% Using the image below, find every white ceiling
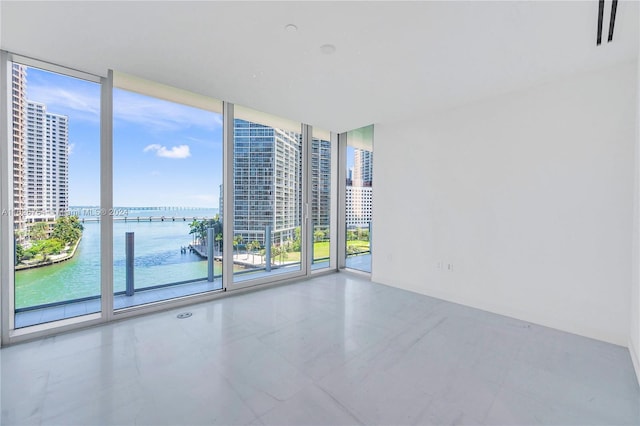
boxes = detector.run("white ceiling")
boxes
[1,1,638,133]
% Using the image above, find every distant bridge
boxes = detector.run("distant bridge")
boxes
[79,216,216,223]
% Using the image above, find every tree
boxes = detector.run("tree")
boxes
[292,227,301,251]
[280,243,290,264]
[273,242,289,264]
[51,216,83,245]
[271,244,281,265]
[188,216,222,248]
[357,228,369,242]
[314,230,325,242]
[215,233,223,253]
[15,243,24,265]
[233,235,244,257]
[204,215,222,247]
[27,238,64,261]
[248,240,260,260]
[29,222,49,241]
[188,219,200,244]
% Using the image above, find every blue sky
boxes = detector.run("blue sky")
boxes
[25,67,223,207]
[25,66,356,208]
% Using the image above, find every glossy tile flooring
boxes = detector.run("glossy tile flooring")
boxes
[1,272,639,425]
[15,280,223,329]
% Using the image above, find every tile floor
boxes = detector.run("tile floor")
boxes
[1,272,638,425]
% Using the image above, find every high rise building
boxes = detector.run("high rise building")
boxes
[311,138,331,233]
[346,185,373,229]
[346,148,373,228]
[24,100,69,220]
[353,148,373,187]
[229,120,332,247]
[232,119,302,246]
[11,64,26,240]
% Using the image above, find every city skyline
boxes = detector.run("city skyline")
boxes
[16,65,362,213]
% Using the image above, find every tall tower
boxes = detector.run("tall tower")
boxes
[25,101,69,220]
[233,119,302,246]
[347,148,373,228]
[11,64,27,240]
[46,112,69,216]
[311,138,331,231]
[353,148,373,187]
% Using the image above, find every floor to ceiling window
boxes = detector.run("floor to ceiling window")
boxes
[345,125,374,273]
[1,51,346,344]
[112,81,224,310]
[230,106,306,287]
[8,59,102,328]
[310,128,335,271]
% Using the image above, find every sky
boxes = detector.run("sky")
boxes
[24,66,358,208]
[25,67,223,207]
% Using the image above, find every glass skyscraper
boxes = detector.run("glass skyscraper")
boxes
[229,119,331,247]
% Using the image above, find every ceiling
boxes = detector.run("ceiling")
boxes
[1,1,638,133]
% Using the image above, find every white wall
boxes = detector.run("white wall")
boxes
[373,62,637,346]
[631,4,640,385]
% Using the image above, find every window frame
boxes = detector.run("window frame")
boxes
[0,51,344,346]
[0,52,106,344]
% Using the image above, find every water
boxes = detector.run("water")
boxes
[15,208,222,309]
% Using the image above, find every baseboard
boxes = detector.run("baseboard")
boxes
[630,338,640,389]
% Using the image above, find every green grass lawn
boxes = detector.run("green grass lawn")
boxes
[277,239,369,263]
[312,241,331,260]
[347,240,370,249]
[282,241,330,263]
[347,239,370,255]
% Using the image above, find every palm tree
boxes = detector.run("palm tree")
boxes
[188,219,200,244]
[271,244,280,265]
[281,243,290,264]
[215,233,223,254]
[233,235,243,258]
[29,222,49,241]
[249,240,261,263]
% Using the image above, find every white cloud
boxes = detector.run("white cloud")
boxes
[25,79,222,132]
[68,143,75,155]
[26,84,101,124]
[113,90,222,132]
[144,144,191,159]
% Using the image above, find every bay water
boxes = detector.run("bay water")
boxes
[15,208,221,309]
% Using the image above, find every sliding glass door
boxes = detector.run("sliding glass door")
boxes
[345,125,373,273]
[310,128,335,271]
[8,58,102,328]
[112,84,223,310]
[230,106,306,288]
[1,52,342,344]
